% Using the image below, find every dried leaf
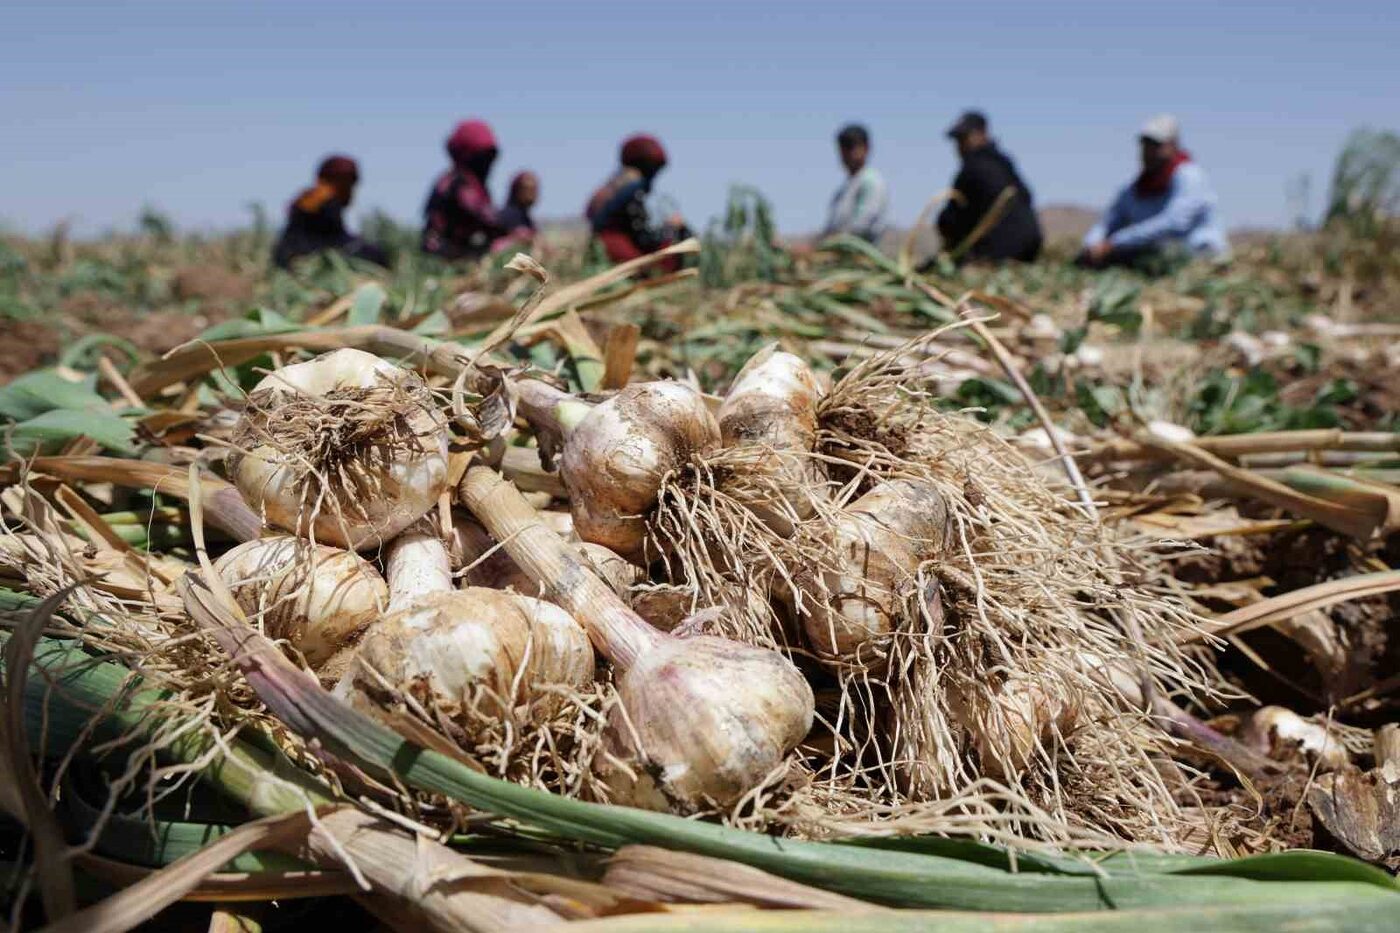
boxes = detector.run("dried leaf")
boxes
[1309,764,1400,869]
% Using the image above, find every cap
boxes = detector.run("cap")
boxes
[1139,114,1180,144]
[946,110,988,139]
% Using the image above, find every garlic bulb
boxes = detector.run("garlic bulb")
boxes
[952,674,1083,779]
[214,534,387,669]
[798,478,947,666]
[346,530,594,728]
[228,348,450,550]
[1240,706,1349,771]
[559,382,721,557]
[716,345,828,532]
[462,465,814,812]
[598,634,813,810]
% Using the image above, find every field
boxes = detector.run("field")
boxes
[2,173,1400,931]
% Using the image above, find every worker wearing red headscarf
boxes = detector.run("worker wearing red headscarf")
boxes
[585,134,691,266]
[422,120,509,261]
[273,155,387,269]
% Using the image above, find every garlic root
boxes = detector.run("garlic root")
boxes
[229,348,450,550]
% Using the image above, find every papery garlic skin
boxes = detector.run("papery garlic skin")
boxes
[347,530,593,729]
[1240,705,1350,771]
[598,634,814,810]
[952,675,1083,779]
[717,345,828,530]
[229,348,450,550]
[560,382,720,557]
[798,479,947,666]
[355,588,594,724]
[214,534,386,668]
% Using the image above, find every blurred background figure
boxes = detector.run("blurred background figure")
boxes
[272,155,386,269]
[586,134,691,268]
[1079,114,1229,268]
[936,111,1042,263]
[422,119,507,261]
[819,124,888,243]
[496,170,539,243]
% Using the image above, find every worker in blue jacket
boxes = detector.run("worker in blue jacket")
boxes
[1080,114,1228,268]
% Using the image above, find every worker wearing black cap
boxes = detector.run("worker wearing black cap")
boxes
[935,111,1042,263]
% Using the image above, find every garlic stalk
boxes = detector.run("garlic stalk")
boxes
[461,465,813,812]
[516,379,720,557]
[345,528,594,729]
[448,514,640,597]
[228,348,450,550]
[214,535,387,674]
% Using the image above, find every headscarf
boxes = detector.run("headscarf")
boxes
[1135,149,1192,197]
[446,120,499,179]
[317,155,359,186]
[620,134,667,176]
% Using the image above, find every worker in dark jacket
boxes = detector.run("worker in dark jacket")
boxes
[272,155,386,269]
[936,112,1042,262]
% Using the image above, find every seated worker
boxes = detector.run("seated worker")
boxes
[936,111,1042,262]
[586,134,691,266]
[1080,114,1228,268]
[497,171,539,239]
[272,155,386,269]
[819,124,889,243]
[422,120,508,261]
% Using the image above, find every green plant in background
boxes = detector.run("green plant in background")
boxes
[701,184,789,287]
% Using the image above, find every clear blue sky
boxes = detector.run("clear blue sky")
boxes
[3,1,1396,237]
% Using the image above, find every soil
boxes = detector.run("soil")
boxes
[0,287,242,384]
[0,319,64,382]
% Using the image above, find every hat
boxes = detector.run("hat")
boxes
[1139,114,1180,144]
[946,110,988,139]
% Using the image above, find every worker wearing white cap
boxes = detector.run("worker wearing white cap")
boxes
[1080,114,1228,267]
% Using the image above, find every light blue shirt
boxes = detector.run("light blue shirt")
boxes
[1084,162,1229,257]
[822,166,889,242]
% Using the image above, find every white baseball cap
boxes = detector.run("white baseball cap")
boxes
[1139,114,1180,144]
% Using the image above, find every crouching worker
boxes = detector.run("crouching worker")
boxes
[586,134,691,270]
[273,155,387,269]
[492,170,539,255]
[422,120,508,261]
[1079,115,1228,270]
[937,111,1042,263]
